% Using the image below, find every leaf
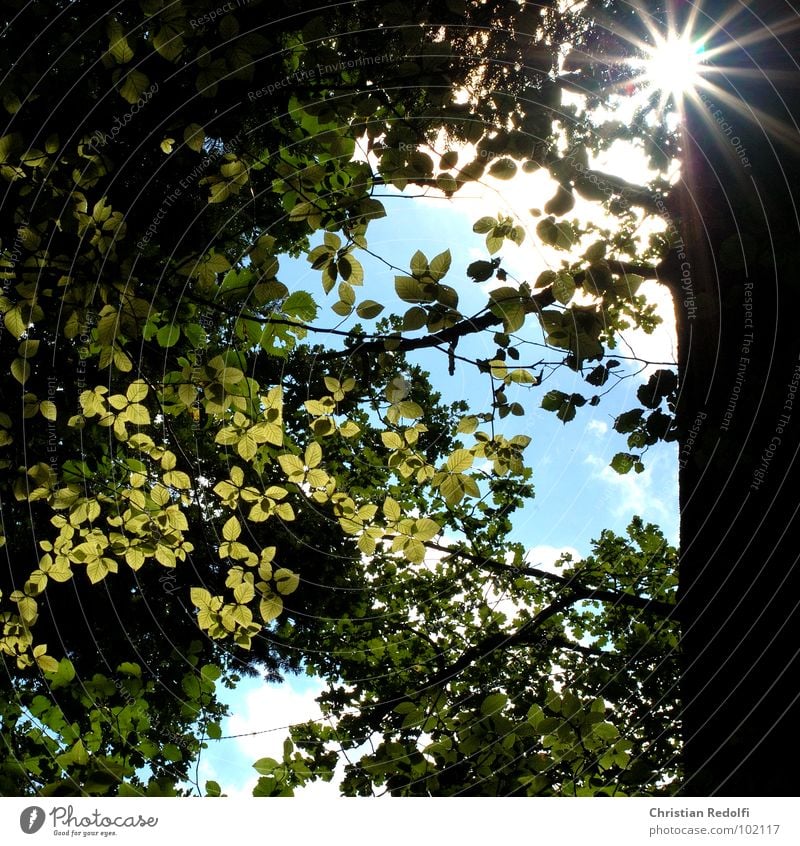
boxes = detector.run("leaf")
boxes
[412,518,439,542]
[446,449,473,473]
[222,516,241,541]
[184,123,205,152]
[331,300,352,317]
[156,324,181,348]
[395,275,431,304]
[439,474,465,507]
[163,470,191,488]
[87,558,112,584]
[472,216,497,234]
[259,592,283,622]
[488,158,518,180]
[274,568,300,595]
[119,69,150,104]
[107,18,134,64]
[456,415,479,435]
[253,757,280,775]
[48,658,76,689]
[35,653,59,674]
[356,300,384,319]
[552,271,576,305]
[18,339,39,358]
[126,380,148,402]
[466,260,495,283]
[163,744,183,762]
[610,452,636,474]
[381,431,404,450]
[441,150,459,169]
[39,400,58,422]
[481,693,508,715]
[541,389,567,412]
[10,357,30,384]
[3,307,27,338]
[383,497,401,522]
[535,270,557,288]
[402,307,427,331]
[491,299,525,334]
[117,661,141,677]
[233,581,255,604]
[429,249,451,281]
[278,453,305,480]
[396,401,423,419]
[283,291,318,321]
[305,442,322,468]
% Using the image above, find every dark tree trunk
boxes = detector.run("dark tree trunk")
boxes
[672,0,800,794]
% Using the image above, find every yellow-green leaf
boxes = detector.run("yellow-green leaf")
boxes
[11,357,30,384]
[446,449,473,473]
[119,69,150,104]
[259,592,283,622]
[222,516,241,542]
[273,568,300,596]
[39,400,57,421]
[184,123,205,153]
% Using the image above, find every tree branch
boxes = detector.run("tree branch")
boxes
[365,596,574,727]
[426,541,675,618]
[318,260,662,361]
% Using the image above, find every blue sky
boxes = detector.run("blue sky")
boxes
[194,154,679,796]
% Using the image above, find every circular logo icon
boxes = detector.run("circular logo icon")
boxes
[20,807,46,834]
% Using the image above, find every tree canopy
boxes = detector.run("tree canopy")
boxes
[1,0,797,798]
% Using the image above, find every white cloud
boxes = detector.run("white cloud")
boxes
[524,544,583,574]
[587,419,609,437]
[203,677,345,798]
[614,280,677,380]
[585,449,678,541]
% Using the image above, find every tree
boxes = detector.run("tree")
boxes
[0,0,791,797]
[656,0,800,795]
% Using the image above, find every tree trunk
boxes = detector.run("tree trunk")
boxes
[673,0,800,794]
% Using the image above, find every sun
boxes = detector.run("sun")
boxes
[633,28,708,106]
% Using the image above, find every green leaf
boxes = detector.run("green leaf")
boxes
[429,249,452,281]
[466,260,495,283]
[163,743,183,762]
[481,692,508,715]
[117,662,141,677]
[48,658,76,690]
[441,150,459,169]
[402,306,427,331]
[552,271,576,305]
[253,757,280,775]
[156,324,181,348]
[395,275,432,304]
[410,251,428,277]
[610,452,636,474]
[356,300,384,319]
[541,390,566,412]
[283,291,318,321]
[488,158,517,180]
[472,216,497,234]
